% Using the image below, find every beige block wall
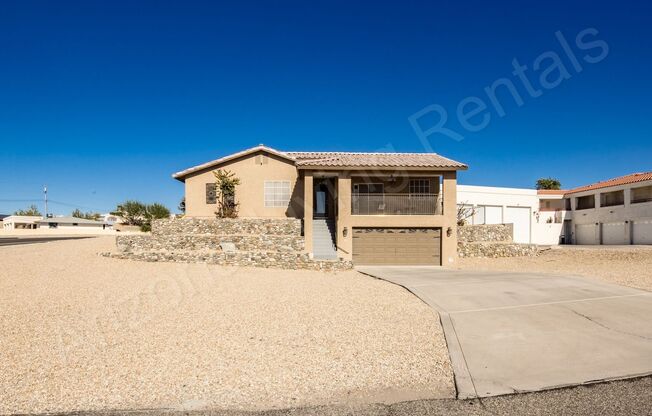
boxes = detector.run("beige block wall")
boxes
[184,151,303,218]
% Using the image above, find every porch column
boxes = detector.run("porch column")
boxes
[337,173,352,259]
[304,171,313,255]
[442,171,458,264]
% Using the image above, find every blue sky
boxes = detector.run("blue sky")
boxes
[1,1,650,214]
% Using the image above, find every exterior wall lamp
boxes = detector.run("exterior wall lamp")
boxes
[446,227,453,237]
[343,227,348,237]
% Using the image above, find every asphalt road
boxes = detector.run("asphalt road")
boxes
[0,236,93,246]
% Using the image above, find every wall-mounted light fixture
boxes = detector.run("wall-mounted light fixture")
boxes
[446,227,452,237]
[343,227,348,237]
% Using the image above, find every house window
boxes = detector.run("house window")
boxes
[600,190,624,207]
[264,181,291,208]
[576,195,595,210]
[206,183,217,204]
[354,183,384,194]
[409,179,430,194]
[631,185,652,204]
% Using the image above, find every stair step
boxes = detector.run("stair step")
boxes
[312,219,337,261]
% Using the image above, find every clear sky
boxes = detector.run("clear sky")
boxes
[1,1,650,215]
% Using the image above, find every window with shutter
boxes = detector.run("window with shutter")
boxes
[206,183,217,204]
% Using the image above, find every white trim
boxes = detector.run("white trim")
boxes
[173,145,296,180]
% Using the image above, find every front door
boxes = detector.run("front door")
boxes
[314,182,328,218]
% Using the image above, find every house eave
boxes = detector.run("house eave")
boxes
[172,145,296,181]
[295,165,468,171]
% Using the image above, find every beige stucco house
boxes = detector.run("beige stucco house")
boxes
[173,145,467,266]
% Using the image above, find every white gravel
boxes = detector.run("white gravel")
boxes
[0,237,453,414]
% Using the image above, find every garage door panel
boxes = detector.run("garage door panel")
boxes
[602,222,628,245]
[505,206,531,244]
[576,224,598,245]
[633,219,652,245]
[353,228,441,265]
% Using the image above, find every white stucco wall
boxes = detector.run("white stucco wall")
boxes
[568,180,652,244]
[457,185,566,245]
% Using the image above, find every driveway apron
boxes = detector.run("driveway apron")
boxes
[357,266,652,399]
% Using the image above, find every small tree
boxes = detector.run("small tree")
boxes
[111,200,147,226]
[147,203,170,220]
[536,177,562,190]
[213,169,241,218]
[71,208,101,221]
[112,200,170,232]
[457,202,476,226]
[14,205,42,216]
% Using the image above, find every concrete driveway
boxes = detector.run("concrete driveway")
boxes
[357,266,652,399]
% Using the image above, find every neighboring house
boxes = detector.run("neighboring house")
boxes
[173,145,467,265]
[457,185,568,245]
[565,172,652,245]
[2,215,43,230]
[457,172,652,246]
[100,213,123,228]
[0,214,8,228]
[38,216,107,230]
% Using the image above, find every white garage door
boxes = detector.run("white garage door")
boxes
[576,224,598,245]
[633,219,652,245]
[504,206,531,243]
[484,206,503,224]
[602,222,628,245]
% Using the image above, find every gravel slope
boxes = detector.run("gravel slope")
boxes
[456,246,652,291]
[0,237,453,414]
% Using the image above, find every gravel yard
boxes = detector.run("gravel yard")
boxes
[0,237,453,414]
[457,246,652,291]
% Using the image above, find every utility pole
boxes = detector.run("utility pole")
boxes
[44,185,48,218]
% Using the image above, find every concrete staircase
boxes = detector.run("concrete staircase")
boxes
[312,219,338,260]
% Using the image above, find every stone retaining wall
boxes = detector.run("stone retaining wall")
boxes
[458,224,513,243]
[457,224,537,258]
[111,218,352,271]
[458,241,538,258]
[103,250,352,272]
[152,218,302,236]
[117,234,304,253]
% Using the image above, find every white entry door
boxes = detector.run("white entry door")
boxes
[505,206,531,243]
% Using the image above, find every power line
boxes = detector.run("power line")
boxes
[0,198,111,212]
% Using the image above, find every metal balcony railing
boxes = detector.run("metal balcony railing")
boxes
[352,193,442,215]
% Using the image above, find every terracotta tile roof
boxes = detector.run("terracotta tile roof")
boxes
[537,189,568,195]
[565,172,652,195]
[287,151,467,169]
[173,146,467,180]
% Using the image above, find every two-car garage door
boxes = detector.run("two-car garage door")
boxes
[352,228,441,265]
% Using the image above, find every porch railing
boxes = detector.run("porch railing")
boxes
[352,193,442,215]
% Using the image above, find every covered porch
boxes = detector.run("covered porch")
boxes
[302,170,458,263]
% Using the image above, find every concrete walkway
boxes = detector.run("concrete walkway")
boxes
[357,266,652,399]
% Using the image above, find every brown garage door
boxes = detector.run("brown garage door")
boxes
[352,228,441,265]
